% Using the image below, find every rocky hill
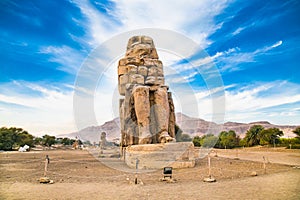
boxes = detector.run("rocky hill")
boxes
[61,113,298,143]
[176,113,297,138]
[58,118,121,143]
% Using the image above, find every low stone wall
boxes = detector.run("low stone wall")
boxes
[124,142,195,169]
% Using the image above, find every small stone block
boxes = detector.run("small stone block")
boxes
[130,74,144,84]
[145,76,156,85]
[157,76,165,85]
[118,65,127,75]
[250,171,257,176]
[127,65,137,74]
[40,177,50,183]
[148,67,158,76]
[203,177,216,182]
[138,66,148,76]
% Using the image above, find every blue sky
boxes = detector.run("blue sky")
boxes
[0,0,299,136]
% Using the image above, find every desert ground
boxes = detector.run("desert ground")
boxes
[1,146,299,200]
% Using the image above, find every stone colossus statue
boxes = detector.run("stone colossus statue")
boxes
[118,36,176,147]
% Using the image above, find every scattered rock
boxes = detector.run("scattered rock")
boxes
[203,177,216,182]
[39,177,50,184]
[160,177,177,183]
[250,171,258,176]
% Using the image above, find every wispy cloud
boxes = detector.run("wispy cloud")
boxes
[194,80,300,125]
[39,45,86,74]
[170,40,284,77]
[231,27,246,36]
[271,40,283,48]
[71,0,121,46]
[218,40,283,72]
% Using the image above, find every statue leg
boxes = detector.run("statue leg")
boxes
[153,87,174,143]
[133,86,151,144]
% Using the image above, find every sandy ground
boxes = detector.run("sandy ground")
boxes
[215,147,300,166]
[1,147,300,200]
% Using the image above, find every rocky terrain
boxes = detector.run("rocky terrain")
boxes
[60,113,298,143]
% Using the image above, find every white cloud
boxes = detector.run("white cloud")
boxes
[166,71,198,84]
[71,0,121,46]
[271,40,283,48]
[174,40,284,75]
[39,45,86,74]
[68,0,233,49]
[107,0,230,47]
[232,27,246,36]
[230,21,257,36]
[194,81,300,125]
[0,81,75,136]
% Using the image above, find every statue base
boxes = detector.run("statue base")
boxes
[124,142,195,169]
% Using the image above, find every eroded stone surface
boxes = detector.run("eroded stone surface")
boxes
[118,36,177,147]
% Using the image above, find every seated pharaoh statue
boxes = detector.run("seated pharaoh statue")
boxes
[118,36,177,147]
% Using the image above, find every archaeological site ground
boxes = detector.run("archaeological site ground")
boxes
[1,147,300,199]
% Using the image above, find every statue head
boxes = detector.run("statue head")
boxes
[126,36,158,59]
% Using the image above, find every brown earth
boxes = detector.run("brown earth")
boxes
[1,147,300,200]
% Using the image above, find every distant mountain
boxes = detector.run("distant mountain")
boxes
[60,113,298,143]
[58,118,121,143]
[176,113,297,139]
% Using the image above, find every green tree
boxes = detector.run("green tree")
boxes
[34,137,43,145]
[0,128,15,150]
[192,136,201,147]
[0,127,34,150]
[239,138,247,147]
[244,125,264,146]
[259,128,283,146]
[293,127,300,138]
[17,131,34,147]
[42,135,56,147]
[218,130,238,149]
[201,134,219,148]
[61,137,75,145]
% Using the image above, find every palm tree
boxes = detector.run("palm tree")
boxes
[245,125,264,146]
